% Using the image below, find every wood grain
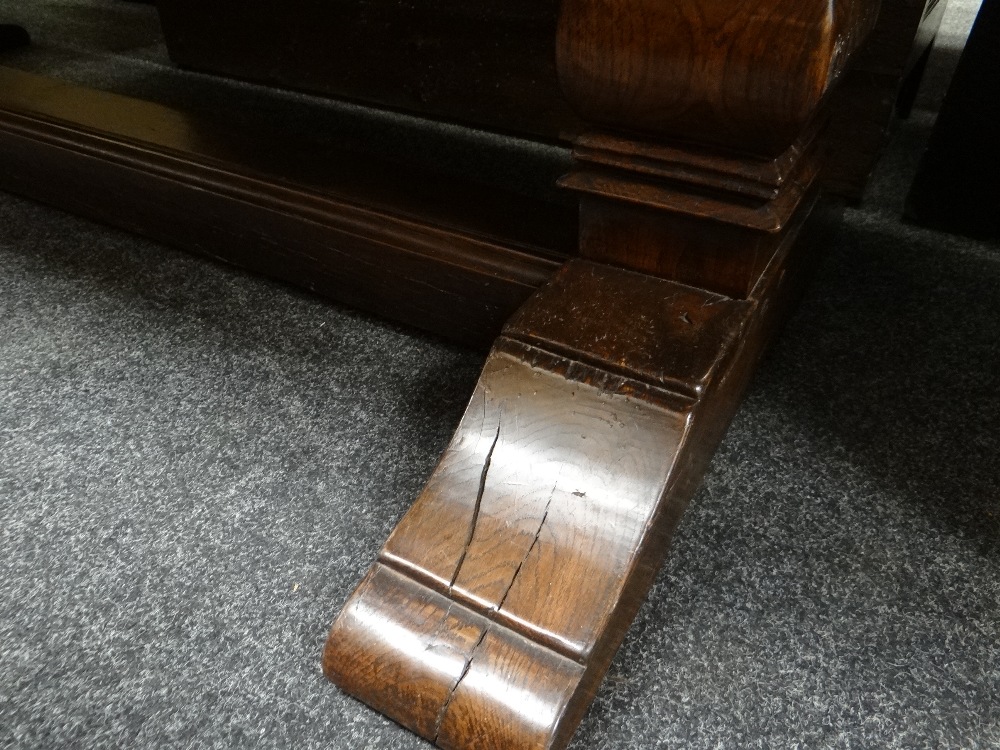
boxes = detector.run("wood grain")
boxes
[557,0,880,156]
[381,342,691,659]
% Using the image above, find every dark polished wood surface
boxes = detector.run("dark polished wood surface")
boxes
[557,0,878,157]
[159,0,877,157]
[561,123,823,298]
[0,68,575,347]
[157,0,578,142]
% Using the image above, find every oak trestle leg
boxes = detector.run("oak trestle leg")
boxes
[321,3,869,745]
[322,125,835,748]
[323,208,830,747]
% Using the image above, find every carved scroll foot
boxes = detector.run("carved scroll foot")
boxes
[323,210,822,749]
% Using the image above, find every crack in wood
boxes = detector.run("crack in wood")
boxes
[432,480,558,743]
[496,482,556,613]
[448,416,502,589]
[424,601,456,654]
[431,623,491,744]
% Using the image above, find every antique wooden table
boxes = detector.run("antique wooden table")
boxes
[0,0,943,747]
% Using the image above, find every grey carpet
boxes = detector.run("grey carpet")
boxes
[1,1,998,748]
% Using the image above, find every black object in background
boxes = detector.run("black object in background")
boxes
[906,0,1000,240]
[0,25,30,53]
